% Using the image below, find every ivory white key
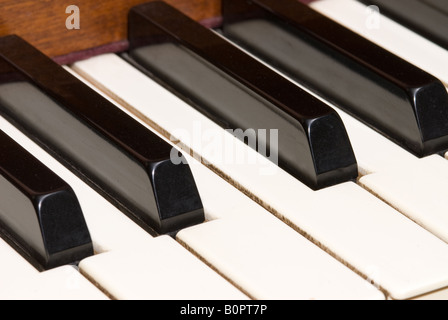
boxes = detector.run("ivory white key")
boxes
[334,108,419,176]
[79,236,248,300]
[0,238,107,300]
[310,0,448,87]
[0,266,108,300]
[359,155,448,244]
[71,55,448,299]
[188,157,268,221]
[412,288,448,301]
[177,215,384,300]
[284,182,448,300]
[0,115,152,253]
[0,237,38,288]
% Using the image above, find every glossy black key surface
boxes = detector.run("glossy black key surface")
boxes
[0,35,204,235]
[128,1,358,190]
[222,0,448,157]
[359,0,448,51]
[0,130,92,270]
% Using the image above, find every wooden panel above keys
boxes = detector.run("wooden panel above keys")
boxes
[0,0,317,63]
[0,0,222,61]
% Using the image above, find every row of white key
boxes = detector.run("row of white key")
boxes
[0,70,385,300]
[177,215,384,300]
[220,2,448,246]
[3,0,448,299]
[0,105,385,300]
[66,67,386,300]
[0,95,262,299]
[0,231,245,300]
[71,54,448,300]
[306,0,448,244]
[79,236,249,300]
[0,237,107,300]
[0,120,249,299]
[0,79,255,298]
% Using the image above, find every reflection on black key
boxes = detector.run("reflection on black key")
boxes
[359,0,448,51]
[222,0,448,157]
[127,1,358,191]
[0,130,92,270]
[0,35,204,235]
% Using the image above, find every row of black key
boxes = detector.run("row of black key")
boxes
[0,35,204,270]
[128,0,448,159]
[221,0,448,157]
[1,0,448,271]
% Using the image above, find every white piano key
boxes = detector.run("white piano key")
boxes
[71,54,448,299]
[295,182,448,300]
[0,238,106,300]
[359,155,448,244]
[335,108,419,176]
[221,15,448,249]
[219,13,448,255]
[188,158,268,221]
[0,238,38,288]
[79,236,248,300]
[412,288,448,301]
[310,0,448,87]
[0,266,108,300]
[177,215,385,300]
[0,115,152,253]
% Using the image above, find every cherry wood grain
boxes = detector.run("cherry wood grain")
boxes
[0,0,221,61]
[0,0,313,63]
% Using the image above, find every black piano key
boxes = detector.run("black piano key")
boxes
[359,0,448,51]
[0,129,92,270]
[222,0,448,157]
[127,1,358,191]
[0,35,204,235]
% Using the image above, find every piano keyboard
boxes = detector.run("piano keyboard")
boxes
[1,0,448,301]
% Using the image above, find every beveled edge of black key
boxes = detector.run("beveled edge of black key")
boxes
[0,129,93,271]
[128,1,359,190]
[222,0,448,157]
[0,35,205,234]
[149,157,205,234]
